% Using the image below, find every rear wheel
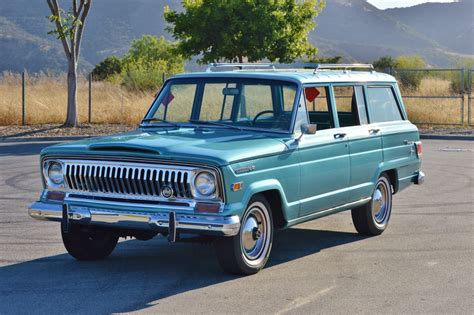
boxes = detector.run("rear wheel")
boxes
[214,195,273,275]
[351,174,393,236]
[62,224,119,260]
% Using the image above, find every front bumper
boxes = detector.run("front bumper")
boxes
[28,201,240,236]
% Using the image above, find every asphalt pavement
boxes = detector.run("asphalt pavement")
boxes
[0,139,472,314]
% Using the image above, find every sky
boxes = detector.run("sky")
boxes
[367,0,457,9]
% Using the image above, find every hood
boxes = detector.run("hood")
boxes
[41,128,293,166]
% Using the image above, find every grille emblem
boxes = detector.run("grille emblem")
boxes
[161,185,174,198]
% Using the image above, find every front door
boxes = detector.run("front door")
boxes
[297,85,351,217]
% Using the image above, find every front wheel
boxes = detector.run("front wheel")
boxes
[214,195,273,275]
[351,174,393,236]
[62,224,119,260]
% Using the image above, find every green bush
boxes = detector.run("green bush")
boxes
[373,56,395,73]
[121,59,169,91]
[91,56,123,81]
[449,59,474,94]
[394,55,427,90]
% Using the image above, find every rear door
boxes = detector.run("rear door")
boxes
[365,84,420,187]
[332,84,383,202]
[297,85,351,217]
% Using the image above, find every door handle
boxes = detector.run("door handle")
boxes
[334,133,347,139]
[369,128,380,134]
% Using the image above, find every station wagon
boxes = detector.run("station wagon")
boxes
[29,63,424,275]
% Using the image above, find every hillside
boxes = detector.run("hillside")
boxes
[0,0,472,73]
[387,0,474,56]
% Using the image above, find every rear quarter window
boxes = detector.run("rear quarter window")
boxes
[367,86,403,123]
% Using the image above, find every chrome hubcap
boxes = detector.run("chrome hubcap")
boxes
[372,181,389,225]
[240,203,269,264]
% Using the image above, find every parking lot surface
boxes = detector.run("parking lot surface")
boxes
[0,139,472,314]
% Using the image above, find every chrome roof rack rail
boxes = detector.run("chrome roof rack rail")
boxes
[313,63,375,74]
[205,63,321,72]
[206,63,276,72]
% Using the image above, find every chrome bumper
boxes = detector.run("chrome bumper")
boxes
[415,171,425,185]
[28,201,240,236]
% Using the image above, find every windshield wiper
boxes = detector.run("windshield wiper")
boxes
[189,119,243,131]
[141,118,181,128]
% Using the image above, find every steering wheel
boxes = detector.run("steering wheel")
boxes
[252,110,290,125]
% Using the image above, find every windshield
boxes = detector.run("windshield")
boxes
[143,78,298,132]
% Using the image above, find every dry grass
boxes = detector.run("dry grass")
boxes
[0,73,154,126]
[0,73,472,127]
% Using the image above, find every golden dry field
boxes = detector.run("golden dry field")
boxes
[0,73,472,126]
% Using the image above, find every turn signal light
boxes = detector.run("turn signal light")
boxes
[195,202,221,213]
[46,191,66,201]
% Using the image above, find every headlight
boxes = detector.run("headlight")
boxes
[45,160,64,187]
[193,171,216,197]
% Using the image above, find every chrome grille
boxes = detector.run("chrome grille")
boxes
[63,160,194,199]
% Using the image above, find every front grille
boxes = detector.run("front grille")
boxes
[63,160,194,199]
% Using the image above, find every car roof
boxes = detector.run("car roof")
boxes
[171,69,397,85]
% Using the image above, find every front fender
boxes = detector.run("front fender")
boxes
[223,179,296,221]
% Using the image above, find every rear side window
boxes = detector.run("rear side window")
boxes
[367,86,403,122]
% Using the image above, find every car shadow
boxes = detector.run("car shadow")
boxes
[0,142,60,156]
[0,228,365,313]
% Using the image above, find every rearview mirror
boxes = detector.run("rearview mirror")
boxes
[222,88,240,96]
[301,123,317,135]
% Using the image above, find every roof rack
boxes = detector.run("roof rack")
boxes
[313,64,374,74]
[205,62,375,73]
[205,63,320,72]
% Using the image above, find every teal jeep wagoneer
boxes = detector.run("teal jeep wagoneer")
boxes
[29,63,424,275]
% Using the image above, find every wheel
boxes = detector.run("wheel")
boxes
[351,173,393,236]
[62,224,119,260]
[214,195,273,275]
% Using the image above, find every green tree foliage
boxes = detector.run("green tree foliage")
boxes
[164,0,325,64]
[121,35,184,91]
[394,55,427,90]
[91,56,122,81]
[91,35,185,91]
[373,56,395,72]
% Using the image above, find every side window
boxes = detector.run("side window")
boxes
[305,86,333,130]
[367,86,403,122]
[333,85,368,127]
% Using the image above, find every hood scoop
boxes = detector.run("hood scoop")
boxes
[88,143,160,155]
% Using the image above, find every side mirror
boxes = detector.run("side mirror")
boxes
[301,123,317,135]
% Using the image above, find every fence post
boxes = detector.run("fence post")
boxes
[22,71,26,126]
[460,68,465,125]
[88,73,92,124]
[468,69,472,127]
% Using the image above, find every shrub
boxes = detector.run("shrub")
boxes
[394,55,427,90]
[373,56,395,73]
[449,59,474,94]
[91,56,123,81]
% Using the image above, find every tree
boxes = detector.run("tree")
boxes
[121,35,185,91]
[373,56,395,72]
[91,56,122,81]
[47,0,92,127]
[164,0,325,64]
[308,55,342,64]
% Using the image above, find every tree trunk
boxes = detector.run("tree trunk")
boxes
[238,55,243,63]
[64,59,78,127]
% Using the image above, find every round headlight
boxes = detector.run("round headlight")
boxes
[47,161,64,186]
[194,172,216,196]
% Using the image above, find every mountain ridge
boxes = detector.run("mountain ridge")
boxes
[0,0,472,73]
